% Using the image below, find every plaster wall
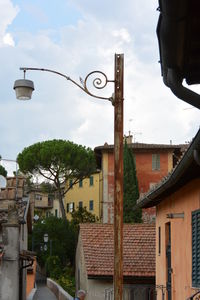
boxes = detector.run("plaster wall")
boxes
[101,149,173,223]
[156,178,200,300]
[75,235,88,296]
[65,172,102,220]
[135,151,172,193]
[87,279,112,300]
[1,224,20,300]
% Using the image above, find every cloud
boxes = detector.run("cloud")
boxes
[0,0,19,47]
[3,32,15,46]
[1,0,200,176]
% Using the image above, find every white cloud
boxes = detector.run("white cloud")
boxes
[0,0,19,47]
[112,28,131,43]
[0,0,200,176]
[3,32,15,46]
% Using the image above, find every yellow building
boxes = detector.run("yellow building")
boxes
[64,171,102,221]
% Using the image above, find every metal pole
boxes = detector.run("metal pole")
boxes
[50,240,52,256]
[114,53,124,300]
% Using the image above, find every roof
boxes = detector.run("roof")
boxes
[137,128,200,209]
[95,142,184,152]
[0,176,31,225]
[79,223,155,278]
[157,0,200,109]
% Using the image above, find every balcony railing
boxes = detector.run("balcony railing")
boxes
[105,285,156,300]
[187,290,200,300]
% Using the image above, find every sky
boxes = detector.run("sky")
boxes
[0,0,200,175]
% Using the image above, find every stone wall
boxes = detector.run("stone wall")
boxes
[47,278,73,300]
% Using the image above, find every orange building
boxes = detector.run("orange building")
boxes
[94,137,184,223]
[137,129,200,300]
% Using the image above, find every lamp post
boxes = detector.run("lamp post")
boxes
[14,54,124,300]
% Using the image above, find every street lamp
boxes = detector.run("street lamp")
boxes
[14,54,124,300]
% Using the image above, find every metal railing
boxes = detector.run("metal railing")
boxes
[105,285,156,300]
[187,290,200,300]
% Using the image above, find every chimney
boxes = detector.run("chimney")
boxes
[124,133,133,144]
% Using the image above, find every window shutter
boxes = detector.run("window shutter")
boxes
[152,154,160,170]
[192,210,200,287]
[90,176,94,186]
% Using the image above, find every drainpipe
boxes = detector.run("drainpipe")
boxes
[167,68,200,109]
[194,149,200,166]
[2,202,20,300]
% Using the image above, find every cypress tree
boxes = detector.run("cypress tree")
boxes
[123,140,142,223]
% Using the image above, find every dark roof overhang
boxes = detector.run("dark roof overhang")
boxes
[157,0,200,109]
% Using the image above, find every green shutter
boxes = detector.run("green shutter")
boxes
[90,176,94,186]
[192,210,200,287]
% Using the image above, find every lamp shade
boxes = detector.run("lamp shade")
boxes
[43,233,49,243]
[13,79,34,100]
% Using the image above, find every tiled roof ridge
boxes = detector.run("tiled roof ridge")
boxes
[95,142,188,150]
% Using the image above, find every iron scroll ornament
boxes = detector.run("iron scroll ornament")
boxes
[83,70,114,101]
[19,67,115,103]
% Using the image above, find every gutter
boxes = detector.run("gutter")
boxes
[22,196,30,224]
[167,69,200,110]
[137,129,200,208]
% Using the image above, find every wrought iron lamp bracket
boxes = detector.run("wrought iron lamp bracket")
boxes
[19,67,115,103]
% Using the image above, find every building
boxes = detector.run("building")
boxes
[29,185,62,219]
[64,171,102,220]
[76,223,156,300]
[136,128,200,300]
[94,136,185,223]
[0,176,34,300]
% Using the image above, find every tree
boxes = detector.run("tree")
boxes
[71,206,99,228]
[0,165,7,177]
[32,216,77,267]
[123,140,142,223]
[17,140,96,220]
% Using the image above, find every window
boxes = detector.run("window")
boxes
[152,154,160,170]
[35,194,42,201]
[192,209,200,287]
[69,179,73,188]
[158,226,161,255]
[67,203,69,213]
[89,200,94,211]
[79,180,83,188]
[89,176,94,186]
[55,209,58,217]
[79,201,83,209]
[69,202,74,213]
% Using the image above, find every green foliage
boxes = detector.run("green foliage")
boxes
[17,139,97,219]
[123,141,142,223]
[45,256,62,279]
[56,267,75,297]
[32,216,77,267]
[40,181,56,193]
[17,139,96,181]
[71,206,98,227]
[0,165,7,177]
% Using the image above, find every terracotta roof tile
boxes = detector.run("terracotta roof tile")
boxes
[95,142,186,151]
[80,223,155,277]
